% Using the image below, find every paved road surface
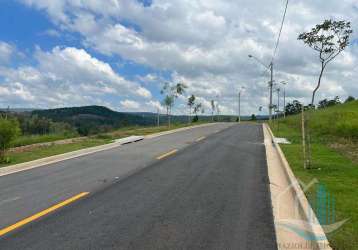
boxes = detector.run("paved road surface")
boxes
[0,124,277,249]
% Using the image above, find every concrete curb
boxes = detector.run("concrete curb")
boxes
[264,123,331,249]
[0,136,144,177]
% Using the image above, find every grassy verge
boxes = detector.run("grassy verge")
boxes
[3,139,111,167]
[269,105,358,249]
[1,122,210,168]
[11,133,78,147]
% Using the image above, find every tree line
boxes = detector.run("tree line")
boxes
[160,82,218,126]
[284,96,355,116]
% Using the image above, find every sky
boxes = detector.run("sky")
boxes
[0,0,357,115]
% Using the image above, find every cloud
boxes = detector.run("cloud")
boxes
[15,0,358,114]
[42,29,61,37]
[0,42,15,64]
[120,99,140,110]
[0,45,153,109]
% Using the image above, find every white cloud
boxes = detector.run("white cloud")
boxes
[0,41,15,64]
[0,46,153,109]
[120,99,140,110]
[42,29,61,37]
[14,0,358,114]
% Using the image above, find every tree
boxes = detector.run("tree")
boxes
[318,96,341,109]
[285,100,302,115]
[162,95,174,127]
[210,100,215,122]
[192,103,202,123]
[187,94,196,124]
[0,118,21,162]
[298,19,352,106]
[251,114,257,121]
[161,82,187,127]
[345,96,355,103]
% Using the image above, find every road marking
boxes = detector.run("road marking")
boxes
[196,136,206,142]
[0,192,89,237]
[0,197,21,207]
[156,149,178,160]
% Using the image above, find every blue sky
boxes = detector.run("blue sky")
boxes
[0,0,167,107]
[0,0,357,114]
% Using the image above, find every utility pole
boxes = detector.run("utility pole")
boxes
[269,62,273,122]
[248,55,274,121]
[277,87,280,118]
[238,91,241,123]
[238,87,245,123]
[157,108,160,127]
[280,81,287,118]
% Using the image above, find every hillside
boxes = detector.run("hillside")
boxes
[280,100,358,141]
[31,105,244,135]
[32,106,158,135]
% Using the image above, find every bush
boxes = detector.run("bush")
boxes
[0,118,21,162]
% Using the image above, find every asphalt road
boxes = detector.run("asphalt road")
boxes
[0,123,277,250]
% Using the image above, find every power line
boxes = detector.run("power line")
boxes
[272,0,289,62]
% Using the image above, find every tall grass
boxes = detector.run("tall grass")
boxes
[278,100,358,142]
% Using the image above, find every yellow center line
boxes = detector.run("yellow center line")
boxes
[156,149,178,160]
[196,136,206,142]
[0,192,89,237]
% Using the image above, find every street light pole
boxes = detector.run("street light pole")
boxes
[281,81,287,118]
[238,87,245,123]
[248,55,274,122]
[269,62,274,122]
[276,87,280,118]
[157,108,160,127]
[238,91,241,123]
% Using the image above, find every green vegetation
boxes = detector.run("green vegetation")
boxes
[270,100,358,250]
[2,139,110,167]
[11,134,76,148]
[0,118,21,162]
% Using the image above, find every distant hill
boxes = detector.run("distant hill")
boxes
[32,106,158,135]
[0,108,38,113]
[29,105,253,135]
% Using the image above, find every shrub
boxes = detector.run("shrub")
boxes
[0,118,21,162]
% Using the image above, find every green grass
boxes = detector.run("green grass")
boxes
[2,139,110,167]
[11,133,78,147]
[2,122,210,168]
[270,101,358,250]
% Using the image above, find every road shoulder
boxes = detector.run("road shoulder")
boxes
[263,124,331,250]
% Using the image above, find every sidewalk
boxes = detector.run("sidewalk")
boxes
[263,124,331,250]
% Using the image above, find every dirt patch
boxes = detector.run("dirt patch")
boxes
[329,141,358,164]
[9,137,87,154]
